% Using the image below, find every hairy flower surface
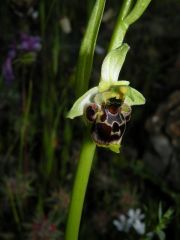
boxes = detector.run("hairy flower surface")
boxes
[68,44,145,152]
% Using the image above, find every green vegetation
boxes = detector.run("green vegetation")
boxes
[0,0,179,239]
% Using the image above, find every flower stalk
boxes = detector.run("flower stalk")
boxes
[65,1,105,239]
[65,139,96,240]
[109,0,152,50]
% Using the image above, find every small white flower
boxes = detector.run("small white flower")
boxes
[113,218,125,231]
[133,219,145,235]
[113,214,131,232]
[113,208,146,235]
[127,208,145,221]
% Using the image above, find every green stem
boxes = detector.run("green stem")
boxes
[65,2,104,238]
[65,139,96,240]
[19,80,32,172]
[109,0,152,51]
[120,0,134,20]
[65,0,105,237]
[6,184,21,228]
[124,0,152,26]
[108,0,133,50]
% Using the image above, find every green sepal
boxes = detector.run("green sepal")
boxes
[95,81,130,104]
[67,87,98,119]
[99,44,130,92]
[109,143,121,153]
[110,80,130,86]
[124,87,146,106]
[96,142,121,153]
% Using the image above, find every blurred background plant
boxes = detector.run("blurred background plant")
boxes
[0,0,179,239]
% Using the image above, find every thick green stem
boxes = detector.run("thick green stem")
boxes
[65,1,105,238]
[65,139,96,240]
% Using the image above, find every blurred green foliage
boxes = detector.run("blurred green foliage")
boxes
[0,0,179,239]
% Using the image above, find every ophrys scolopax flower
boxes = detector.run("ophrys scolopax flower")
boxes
[67,44,145,153]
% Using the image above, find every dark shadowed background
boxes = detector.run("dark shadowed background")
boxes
[0,0,179,239]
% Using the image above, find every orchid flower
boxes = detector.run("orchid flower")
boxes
[67,44,145,153]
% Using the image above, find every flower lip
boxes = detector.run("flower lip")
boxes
[112,122,120,133]
[90,102,129,146]
[106,102,121,115]
[83,96,132,152]
[85,104,99,122]
[92,122,123,145]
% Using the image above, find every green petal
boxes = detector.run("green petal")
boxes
[111,80,130,86]
[98,80,129,94]
[96,142,121,153]
[95,81,130,105]
[67,87,98,119]
[109,144,121,153]
[99,44,130,92]
[124,87,146,106]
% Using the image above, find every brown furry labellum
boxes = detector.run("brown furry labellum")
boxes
[84,99,131,146]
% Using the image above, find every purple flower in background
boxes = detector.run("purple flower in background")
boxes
[18,33,41,52]
[2,48,16,83]
[2,33,41,83]
[6,48,16,59]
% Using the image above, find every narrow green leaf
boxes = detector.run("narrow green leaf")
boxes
[157,231,166,240]
[124,0,152,26]
[158,202,163,222]
[75,0,106,97]
[67,87,98,119]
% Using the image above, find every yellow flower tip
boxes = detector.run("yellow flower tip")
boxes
[119,86,129,94]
